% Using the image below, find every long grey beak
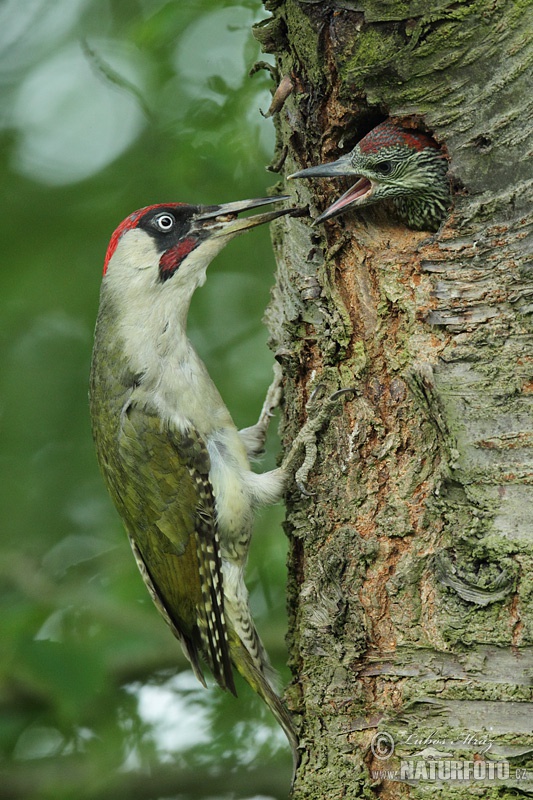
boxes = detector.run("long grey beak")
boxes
[288,155,355,180]
[196,196,297,236]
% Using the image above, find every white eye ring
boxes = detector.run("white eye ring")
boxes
[154,213,175,231]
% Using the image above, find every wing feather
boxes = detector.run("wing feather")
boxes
[112,401,235,694]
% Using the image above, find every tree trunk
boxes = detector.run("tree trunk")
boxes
[255,1,533,797]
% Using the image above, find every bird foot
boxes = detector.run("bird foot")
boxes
[281,384,355,495]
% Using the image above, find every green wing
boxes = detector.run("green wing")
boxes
[110,400,235,694]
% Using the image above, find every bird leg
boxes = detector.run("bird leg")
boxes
[240,361,355,494]
[238,362,284,459]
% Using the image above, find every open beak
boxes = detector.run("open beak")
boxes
[196,196,297,236]
[288,157,374,224]
[314,177,374,223]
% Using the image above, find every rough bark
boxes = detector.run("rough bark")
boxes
[255,1,533,797]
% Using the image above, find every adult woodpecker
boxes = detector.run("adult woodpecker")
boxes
[89,197,306,765]
[289,120,450,231]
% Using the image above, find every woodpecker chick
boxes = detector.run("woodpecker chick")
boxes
[289,120,450,231]
[90,197,302,766]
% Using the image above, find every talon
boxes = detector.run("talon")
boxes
[329,387,356,402]
[308,383,327,405]
[297,481,315,497]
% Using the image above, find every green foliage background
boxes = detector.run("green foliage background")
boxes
[0,1,293,797]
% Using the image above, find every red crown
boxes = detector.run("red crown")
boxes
[358,120,438,155]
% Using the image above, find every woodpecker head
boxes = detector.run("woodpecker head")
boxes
[97,197,295,370]
[103,196,292,292]
[289,120,450,231]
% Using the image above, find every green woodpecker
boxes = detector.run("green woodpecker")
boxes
[89,197,307,765]
[290,120,450,231]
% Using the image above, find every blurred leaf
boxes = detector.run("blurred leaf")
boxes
[14,639,108,719]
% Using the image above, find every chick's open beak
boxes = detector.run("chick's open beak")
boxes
[289,157,374,224]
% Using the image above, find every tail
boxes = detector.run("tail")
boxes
[227,627,300,774]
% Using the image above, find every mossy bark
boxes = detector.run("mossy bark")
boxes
[255,1,533,797]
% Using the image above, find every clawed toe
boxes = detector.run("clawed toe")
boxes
[283,383,356,496]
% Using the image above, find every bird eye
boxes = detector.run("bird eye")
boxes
[374,161,393,174]
[154,213,175,232]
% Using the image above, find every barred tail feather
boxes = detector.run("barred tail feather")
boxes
[228,629,300,772]
[221,564,299,765]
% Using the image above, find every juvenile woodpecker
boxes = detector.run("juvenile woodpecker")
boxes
[89,197,305,764]
[290,120,450,231]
